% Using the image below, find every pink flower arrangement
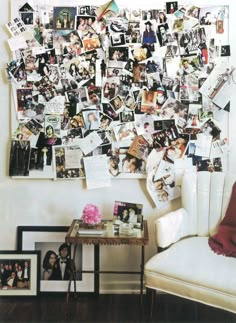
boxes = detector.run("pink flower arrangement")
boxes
[81,204,102,225]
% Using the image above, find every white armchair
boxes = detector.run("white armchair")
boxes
[144,171,236,316]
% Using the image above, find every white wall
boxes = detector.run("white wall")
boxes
[0,0,236,293]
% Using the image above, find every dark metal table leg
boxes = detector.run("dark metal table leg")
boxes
[65,243,78,316]
[72,244,77,296]
[140,245,145,304]
[94,244,100,296]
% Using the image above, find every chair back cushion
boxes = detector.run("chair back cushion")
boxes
[182,171,236,237]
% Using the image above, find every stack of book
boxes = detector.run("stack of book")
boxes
[77,222,105,235]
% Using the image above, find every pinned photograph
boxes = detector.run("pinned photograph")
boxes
[133,63,146,83]
[120,110,135,123]
[110,33,126,47]
[109,47,129,61]
[199,64,235,109]
[185,6,200,19]
[20,12,34,25]
[113,122,136,144]
[110,95,124,113]
[53,7,77,30]
[141,90,157,107]
[156,23,169,46]
[131,45,152,62]
[82,110,100,130]
[142,20,157,49]
[166,2,178,15]
[146,153,181,209]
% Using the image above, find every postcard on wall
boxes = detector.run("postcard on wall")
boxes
[83,154,111,189]
[78,131,103,155]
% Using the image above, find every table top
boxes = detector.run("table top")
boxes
[65,220,149,246]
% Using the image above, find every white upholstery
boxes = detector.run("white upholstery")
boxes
[155,208,189,248]
[145,171,236,314]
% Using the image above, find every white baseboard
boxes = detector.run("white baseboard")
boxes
[99,279,164,294]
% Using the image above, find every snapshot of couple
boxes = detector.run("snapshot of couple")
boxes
[113,201,143,227]
[40,243,76,281]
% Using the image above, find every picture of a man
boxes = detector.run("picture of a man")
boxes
[179,59,195,75]
[54,243,73,280]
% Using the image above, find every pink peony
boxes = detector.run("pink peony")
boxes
[81,204,102,225]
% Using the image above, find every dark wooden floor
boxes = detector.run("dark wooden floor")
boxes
[0,293,235,323]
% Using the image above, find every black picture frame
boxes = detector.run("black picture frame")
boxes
[0,250,40,296]
[17,226,94,293]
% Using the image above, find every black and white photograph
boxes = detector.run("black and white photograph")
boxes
[110,33,126,47]
[120,110,135,123]
[17,226,94,293]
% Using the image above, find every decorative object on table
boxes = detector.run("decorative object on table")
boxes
[17,226,94,293]
[0,250,40,296]
[81,204,102,226]
[78,222,105,235]
[119,223,136,236]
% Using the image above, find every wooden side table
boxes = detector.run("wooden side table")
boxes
[65,219,149,308]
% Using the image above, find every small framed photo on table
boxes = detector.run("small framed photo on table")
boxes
[0,250,40,296]
[113,201,143,229]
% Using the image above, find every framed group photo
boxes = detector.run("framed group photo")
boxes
[17,226,94,293]
[0,250,40,296]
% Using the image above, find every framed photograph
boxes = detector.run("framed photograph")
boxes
[113,201,143,228]
[0,250,40,296]
[17,226,94,293]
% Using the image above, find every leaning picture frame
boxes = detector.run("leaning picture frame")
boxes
[17,226,94,293]
[113,201,143,229]
[0,250,40,296]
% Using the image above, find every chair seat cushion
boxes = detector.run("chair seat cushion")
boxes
[145,237,236,312]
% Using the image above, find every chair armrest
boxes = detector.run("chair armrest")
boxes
[155,208,190,248]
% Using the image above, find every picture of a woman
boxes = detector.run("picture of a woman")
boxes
[122,154,144,173]
[85,111,100,130]
[158,11,167,24]
[69,63,79,78]
[42,250,58,280]
[142,21,156,45]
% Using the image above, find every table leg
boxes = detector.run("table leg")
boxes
[65,243,77,316]
[72,243,77,295]
[94,244,100,296]
[140,245,145,304]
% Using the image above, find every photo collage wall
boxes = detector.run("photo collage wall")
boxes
[5,1,234,206]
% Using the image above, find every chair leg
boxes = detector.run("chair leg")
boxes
[194,301,199,322]
[146,287,156,321]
